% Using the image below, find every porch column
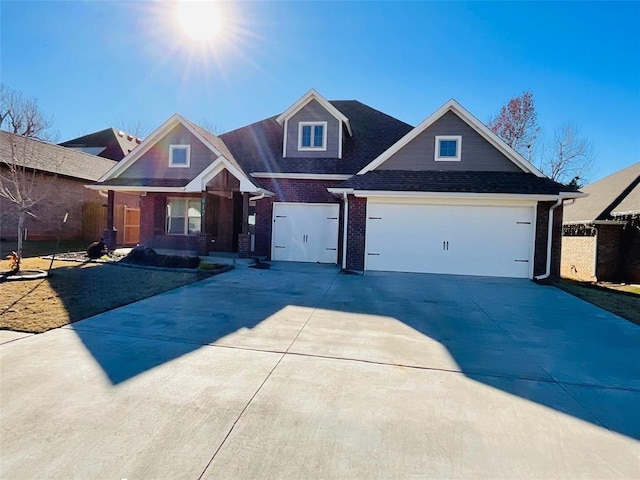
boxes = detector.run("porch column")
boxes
[237,192,251,258]
[102,190,117,250]
[196,191,211,256]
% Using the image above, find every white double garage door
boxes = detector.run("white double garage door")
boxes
[272,200,536,279]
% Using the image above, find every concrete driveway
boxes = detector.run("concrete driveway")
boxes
[1,262,638,479]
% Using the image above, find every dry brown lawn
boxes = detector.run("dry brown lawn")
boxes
[554,279,640,326]
[1,257,218,333]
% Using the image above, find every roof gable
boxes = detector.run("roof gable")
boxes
[564,162,640,223]
[358,99,544,177]
[276,89,353,136]
[99,114,239,181]
[219,100,412,176]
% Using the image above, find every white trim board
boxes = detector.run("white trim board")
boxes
[252,173,352,180]
[357,99,544,177]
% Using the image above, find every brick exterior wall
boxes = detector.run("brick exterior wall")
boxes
[622,223,640,283]
[533,202,563,279]
[561,222,639,283]
[0,172,104,241]
[345,195,367,271]
[595,224,622,281]
[561,236,596,281]
[253,178,343,258]
[139,193,198,252]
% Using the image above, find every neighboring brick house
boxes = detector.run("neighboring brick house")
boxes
[0,130,115,241]
[91,90,581,279]
[562,162,640,282]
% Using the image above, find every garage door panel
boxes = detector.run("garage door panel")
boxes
[272,203,339,264]
[365,203,534,278]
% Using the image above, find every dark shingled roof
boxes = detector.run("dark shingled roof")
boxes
[219,100,413,175]
[564,162,640,223]
[59,128,141,161]
[1,130,116,181]
[335,170,575,195]
[99,177,191,188]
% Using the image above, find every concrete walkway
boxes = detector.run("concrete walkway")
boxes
[1,263,638,479]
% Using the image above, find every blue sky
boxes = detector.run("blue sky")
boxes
[1,1,638,182]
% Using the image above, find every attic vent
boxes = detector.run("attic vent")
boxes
[117,130,125,137]
[127,135,133,141]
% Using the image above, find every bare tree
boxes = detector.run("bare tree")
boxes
[541,123,595,185]
[0,84,56,141]
[198,118,221,134]
[488,91,540,160]
[0,133,62,271]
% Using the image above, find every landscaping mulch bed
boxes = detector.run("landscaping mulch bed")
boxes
[0,257,228,334]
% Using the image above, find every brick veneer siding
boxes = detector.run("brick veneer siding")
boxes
[253,178,343,258]
[0,171,104,241]
[139,192,198,252]
[533,202,563,278]
[561,235,596,281]
[345,195,367,271]
[622,223,640,283]
[595,224,622,281]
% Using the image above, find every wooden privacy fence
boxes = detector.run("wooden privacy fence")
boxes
[82,202,140,245]
[82,202,106,241]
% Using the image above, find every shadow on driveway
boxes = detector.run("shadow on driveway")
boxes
[66,263,640,440]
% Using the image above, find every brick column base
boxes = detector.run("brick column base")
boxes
[197,233,212,256]
[238,233,250,258]
[102,228,117,251]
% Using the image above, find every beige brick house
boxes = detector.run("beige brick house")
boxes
[562,162,640,283]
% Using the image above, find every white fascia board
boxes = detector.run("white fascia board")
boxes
[593,220,628,225]
[275,88,352,136]
[257,188,276,197]
[85,184,185,193]
[174,114,223,158]
[251,172,352,180]
[327,187,354,195]
[357,98,544,177]
[352,191,564,201]
[185,156,260,193]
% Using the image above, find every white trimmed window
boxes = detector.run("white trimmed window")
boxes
[166,198,201,235]
[434,135,462,162]
[298,122,327,151]
[169,144,191,167]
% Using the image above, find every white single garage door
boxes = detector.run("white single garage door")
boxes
[272,203,339,263]
[366,202,535,278]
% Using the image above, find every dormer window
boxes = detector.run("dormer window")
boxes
[298,122,327,151]
[434,135,462,162]
[169,144,191,167]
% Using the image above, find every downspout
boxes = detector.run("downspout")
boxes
[342,192,349,270]
[534,196,575,281]
[249,192,265,202]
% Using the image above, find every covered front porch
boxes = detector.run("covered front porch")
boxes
[100,165,269,257]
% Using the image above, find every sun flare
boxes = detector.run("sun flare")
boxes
[176,1,223,42]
